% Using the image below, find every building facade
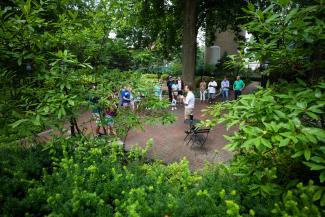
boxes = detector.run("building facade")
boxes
[205,30,243,65]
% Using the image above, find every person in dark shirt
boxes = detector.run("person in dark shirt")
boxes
[89,85,103,136]
[167,76,173,102]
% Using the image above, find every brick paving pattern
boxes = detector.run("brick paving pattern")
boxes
[125,82,258,170]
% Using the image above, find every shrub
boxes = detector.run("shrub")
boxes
[0,143,52,216]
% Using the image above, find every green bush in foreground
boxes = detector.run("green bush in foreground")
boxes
[204,80,325,217]
[0,133,321,216]
[0,143,51,216]
[23,137,265,217]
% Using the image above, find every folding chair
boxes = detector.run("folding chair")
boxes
[186,127,210,147]
[184,125,196,141]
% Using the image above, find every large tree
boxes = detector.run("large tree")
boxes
[124,0,249,86]
[181,0,198,85]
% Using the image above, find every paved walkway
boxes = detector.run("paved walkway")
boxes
[124,82,258,170]
[36,82,258,170]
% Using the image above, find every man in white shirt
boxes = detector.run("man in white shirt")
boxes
[221,76,230,101]
[182,84,195,120]
[208,79,218,103]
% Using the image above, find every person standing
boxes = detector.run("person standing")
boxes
[171,95,177,111]
[89,84,102,136]
[104,104,117,136]
[129,87,136,111]
[167,76,173,102]
[221,76,230,101]
[154,81,162,100]
[177,76,184,104]
[233,76,245,100]
[182,84,195,120]
[172,79,178,100]
[199,79,207,103]
[90,95,102,136]
[119,86,126,106]
[208,79,218,103]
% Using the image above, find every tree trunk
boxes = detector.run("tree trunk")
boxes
[181,0,198,88]
[72,117,82,135]
[70,118,75,137]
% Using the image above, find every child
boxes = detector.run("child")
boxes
[171,95,177,111]
[104,105,117,136]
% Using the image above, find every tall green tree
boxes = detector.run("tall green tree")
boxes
[124,0,249,85]
[0,0,174,140]
[239,0,324,82]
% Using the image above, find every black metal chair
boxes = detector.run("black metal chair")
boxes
[184,119,200,141]
[185,127,210,147]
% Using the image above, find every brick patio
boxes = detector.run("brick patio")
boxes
[124,82,258,170]
[42,82,257,170]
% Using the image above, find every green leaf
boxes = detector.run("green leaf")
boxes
[320,171,325,183]
[315,89,322,98]
[296,102,307,109]
[10,119,29,128]
[32,115,41,126]
[247,2,255,11]
[22,0,31,15]
[306,111,319,120]
[279,138,290,147]
[304,149,311,161]
[305,133,317,144]
[285,8,298,22]
[58,50,63,58]
[18,57,22,66]
[68,100,75,106]
[321,193,325,206]
[296,78,307,87]
[242,138,257,149]
[60,83,65,90]
[313,189,323,201]
[265,14,279,24]
[274,110,286,119]
[302,128,325,141]
[320,147,325,154]
[308,104,324,113]
[303,162,325,170]
[311,156,325,164]
[291,150,304,158]
[261,138,272,148]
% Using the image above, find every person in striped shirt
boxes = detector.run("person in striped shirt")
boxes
[221,76,230,101]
